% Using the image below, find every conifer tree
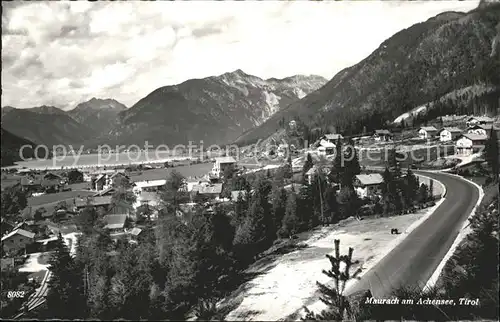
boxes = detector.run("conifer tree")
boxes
[233,182,270,261]
[284,155,293,180]
[302,153,314,182]
[403,168,419,207]
[271,187,288,237]
[76,205,98,235]
[323,185,339,225]
[418,183,430,203]
[381,167,396,214]
[46,234,87,318]
[87,251,114,319]
[162,170,186,207]
[429,179,434,200]
[280,192,300,238]
[231,191,248,228]
[1,184,27,221]
[302,239,363,320]
[329,139,344,184]
[485,128,499,181]
[342,139,361,187]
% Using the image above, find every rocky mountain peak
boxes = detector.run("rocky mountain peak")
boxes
[30,105,65,115]
[478,0,500,9]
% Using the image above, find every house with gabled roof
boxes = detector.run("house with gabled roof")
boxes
[211,157,237,178]
[43,172,62,181]
[1,218,15,237]
[129,227,144,243]
[466,116,494,128]
[373,129,393,142]
[467,124,493,137]
[133,191,160,215]
[438,127,463,142]
[132,179,167,194]
[93,187,116,197]
[354,173,384,198]
[20,176,42,193]
[418,126,438,139]
[1,229,35,253]
[304,165,331,185]
[321,133,343,144]
[192,183,223,199]
[108,171,130,187]
[103,214,127,232]
[74,196,113,211]
[91,174,108,191]
[456,133,488,156]
[317,140,335,156]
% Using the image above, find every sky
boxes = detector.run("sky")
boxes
[1,0,480,110]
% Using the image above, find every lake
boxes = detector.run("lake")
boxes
[10,151,197,170]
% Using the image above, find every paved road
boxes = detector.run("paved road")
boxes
[346,170,480,297]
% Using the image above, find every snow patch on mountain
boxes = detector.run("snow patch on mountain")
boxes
[257,91,282,125]
[294,88,307,99]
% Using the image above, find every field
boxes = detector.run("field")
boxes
[128,162,213,181]
[28,190,95,207]
[218,201,445,321]
[0,174,23,190]
[68,182,91,190]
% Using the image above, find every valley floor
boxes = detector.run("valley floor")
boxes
[218,201,444,321]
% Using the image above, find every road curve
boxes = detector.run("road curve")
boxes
[346,171,480,297]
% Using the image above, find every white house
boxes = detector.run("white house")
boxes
[321,133,343,144]
[317,140,335,156]
[455,133,488,156]
[373,129,393,142]
[192,182,224,200]
[466,116,494,128]
[103,214,127,233]
[131,179,169,211]
[108,171,129,187]
[92,174,108,191]
[133,191,160,214]
[304,166,331,185]
[438,127,463,142]
[83,173,93,182]
[277,144,289,157]
[132,179,167,195]
[211,156,237,178]
[184,180,201,193]
[418,126,438,139]
[354,173,384,198]
[467,124,492,137]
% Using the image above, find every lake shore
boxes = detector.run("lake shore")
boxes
[2,152,201,171]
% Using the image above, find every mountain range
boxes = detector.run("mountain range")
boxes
[2,1,499,157]
[110,71,327,146]
[0,128,49,167]
[1,72,326,148]
[68,98,127,137]
[234,3,500,145]
[1,105,95,148]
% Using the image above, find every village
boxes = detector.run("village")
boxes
[1,114,499,318]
